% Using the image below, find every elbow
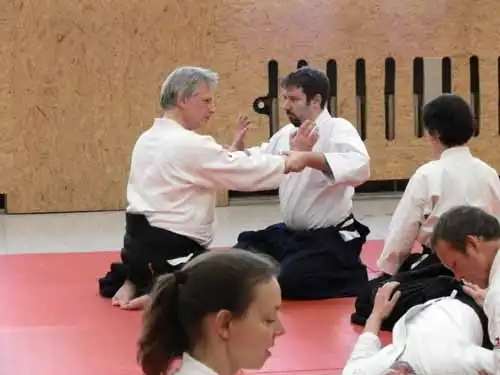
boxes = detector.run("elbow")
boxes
[355,158,371,185]
[352,169,370,187]
[345,162,371,187]
[358,158,371,181]
[359,165,371,185]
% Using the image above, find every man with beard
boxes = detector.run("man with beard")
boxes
[233,66,371,300]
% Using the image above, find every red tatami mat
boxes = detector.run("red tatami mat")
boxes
[0,241,390,375]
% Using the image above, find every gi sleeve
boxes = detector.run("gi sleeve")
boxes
[322,118,370,186]
[246,127,285,156]
[488,169,500,220]
[342,333,383,375]
[376,168,428,275]
[484,286,500,375]
[171,134,286,191]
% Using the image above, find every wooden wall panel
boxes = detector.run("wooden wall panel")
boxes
[3,0,500,213]
[2,0,221,213]
[467,57,499,169]
[210,0,499,183]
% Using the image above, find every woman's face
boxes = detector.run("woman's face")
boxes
[226,277,286,370]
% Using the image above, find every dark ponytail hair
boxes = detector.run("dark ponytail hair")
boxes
[137,272,187,375]
[137,249,279,375]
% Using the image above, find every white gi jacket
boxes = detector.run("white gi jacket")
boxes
[377,146,500,275]
[174,353,219,375]
[248,109,370,230]
[484,251,500,374]
[343,297,494,375]
[126,118,286,246]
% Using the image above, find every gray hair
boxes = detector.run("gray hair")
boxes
[383,361,416,374]
[430,205,500,253]
[159,66,219,109]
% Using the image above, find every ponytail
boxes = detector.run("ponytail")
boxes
[137,250,280,375]
[137,272,188,375]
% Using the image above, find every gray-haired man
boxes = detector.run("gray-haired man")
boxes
[98,66,319,310]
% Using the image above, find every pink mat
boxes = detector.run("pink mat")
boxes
[0,240,390,375]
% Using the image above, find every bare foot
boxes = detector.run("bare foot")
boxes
[111,280,135,307]
[121,294,151,310]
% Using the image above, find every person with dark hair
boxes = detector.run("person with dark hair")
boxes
[232,66,371,301]
[377,93,500,276]
[432,205,500,375]
[343,281,495,375]
[137,249,285,375]
[431,205,500,288]
[97,66,318,311]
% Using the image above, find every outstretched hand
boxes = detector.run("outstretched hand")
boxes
[227,114,255,152]
[290,119,319,151]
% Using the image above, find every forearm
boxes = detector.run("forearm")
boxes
[377,181,425,274]
[192,149,285,190]
[364,312,383,336]
[303,152,332,173]
[377,231,419,276]
[230,139,245,151]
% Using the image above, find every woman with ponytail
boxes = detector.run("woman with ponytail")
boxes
[137,249,286,375]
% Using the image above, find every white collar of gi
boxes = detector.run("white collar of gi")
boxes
[177,352,219,375]
[313,108,332,126]
[155,117,183,127]
[439,146,472,159]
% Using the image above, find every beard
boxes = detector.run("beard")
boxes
[286,111,302,127]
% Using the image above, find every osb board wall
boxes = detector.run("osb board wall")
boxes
[2,0,223,213]
[2,0,500,213]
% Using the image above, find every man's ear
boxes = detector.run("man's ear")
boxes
[465,235,481,255]
[176,96,187,109]
[312,94,322,106]
[213,310,233,340]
